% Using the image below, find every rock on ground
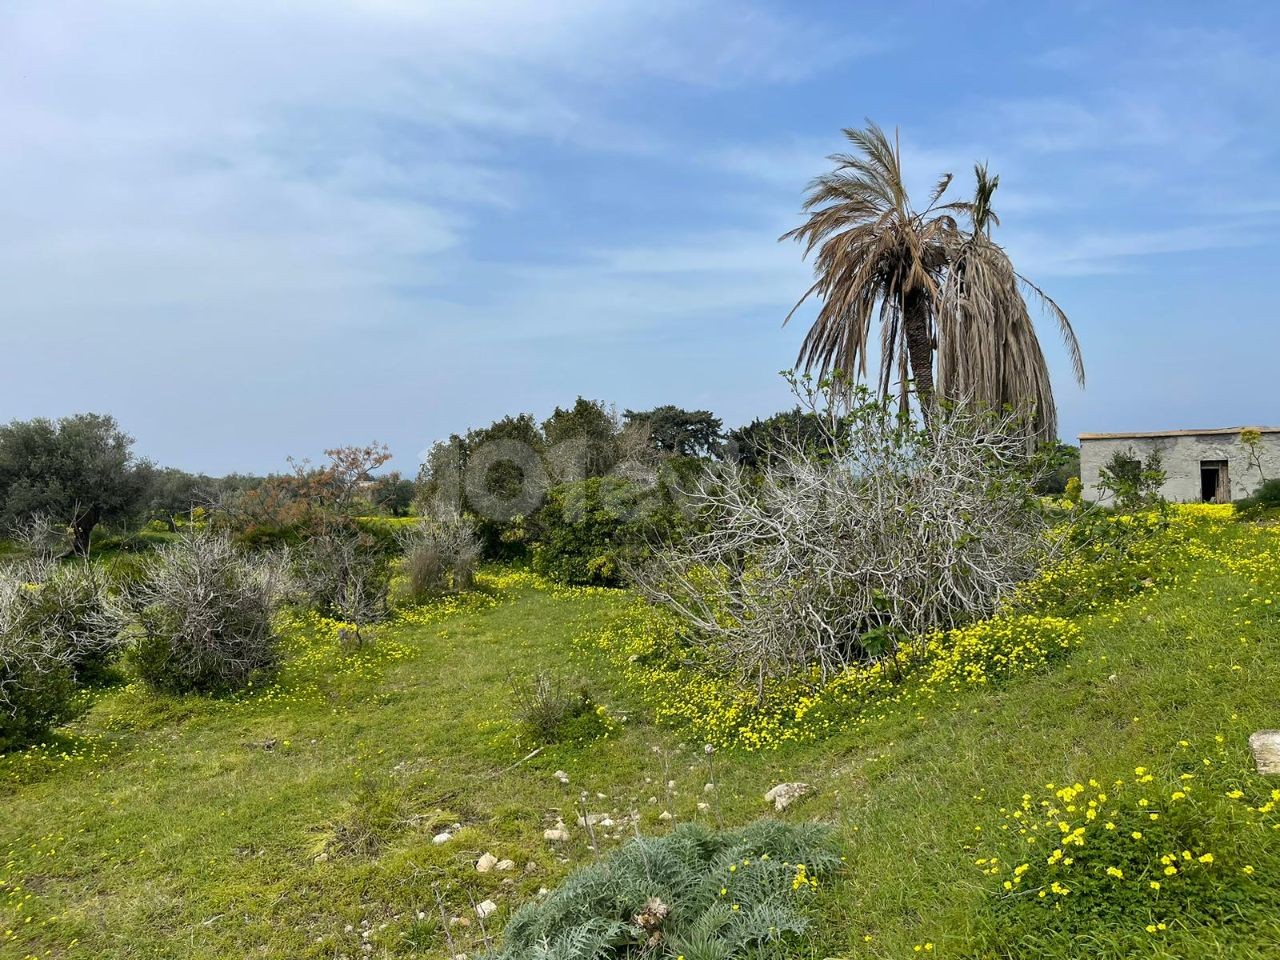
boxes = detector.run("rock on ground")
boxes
[475,900,498,919]
[1250,730,1280,774]
[476,852,498,872]
[764,782,813,811]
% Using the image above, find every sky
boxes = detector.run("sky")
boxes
[2,1,1278,475]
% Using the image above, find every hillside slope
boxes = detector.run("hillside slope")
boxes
[2,516,1278,958]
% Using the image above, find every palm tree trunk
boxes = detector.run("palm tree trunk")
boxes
[903,287,934,408]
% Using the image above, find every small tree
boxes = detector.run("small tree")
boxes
[1096,447,1165,511]
[295,521,393,639]
[0,414,149,556]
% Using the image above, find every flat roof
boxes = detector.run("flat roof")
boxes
[1079,426,1280,440]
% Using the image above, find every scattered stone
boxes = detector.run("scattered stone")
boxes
[543,821,570,842]
[704,783,714,793]
[476,852,498,872]
[432,832,452,845]
[598,817,615,828]
[495,859,516,872]
[764,782,813,811]
[475,900,498,920]
[553,770,570,784]
[576,813,609,827]
[525,861,540,874]
[1250,730,1280,774]
[658,810,673,821]
[697,802,710,811]
[313,852,329,864]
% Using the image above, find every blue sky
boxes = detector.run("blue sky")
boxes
[2,1,1278,474]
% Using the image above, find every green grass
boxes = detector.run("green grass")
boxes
[2,522,1280,958]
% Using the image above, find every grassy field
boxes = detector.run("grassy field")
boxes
[2,516,1280,958]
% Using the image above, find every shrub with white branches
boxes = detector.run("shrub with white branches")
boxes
[631,378,1050,694]
[127,533,289,695]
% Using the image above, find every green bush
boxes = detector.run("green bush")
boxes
[1236,478,1280,517]
[490,820,840,960]
[127,534,288,695]
[531,476,690,587]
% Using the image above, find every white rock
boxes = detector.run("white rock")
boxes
[697,802,710,811]
[475,900,498,919]
[495,859,516,872]
[576,813,609,826]
[543,821,571,842]
[476,852,499,872]
[764,782,813,811]
[704,783,715,793]
[553,770,570,784]
[658,810,673,821]
[1250,730,1280,774]
[432,832,452,845]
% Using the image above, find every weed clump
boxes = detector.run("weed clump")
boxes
[512,673,610,745]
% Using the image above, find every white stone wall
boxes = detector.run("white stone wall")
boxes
[1079,432,1280,504]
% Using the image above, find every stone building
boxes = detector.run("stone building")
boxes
[1079,427,1280,504]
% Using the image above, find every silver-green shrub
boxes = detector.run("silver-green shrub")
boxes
[126,533,288,695]
[489,820,839,960]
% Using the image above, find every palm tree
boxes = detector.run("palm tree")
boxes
[783,123,1083,441]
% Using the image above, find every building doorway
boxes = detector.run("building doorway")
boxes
[1200,460,1229,503]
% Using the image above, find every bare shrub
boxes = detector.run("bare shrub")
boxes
[126,533,289,695]
[25,561,124,685]
[0,566,75,749]
[399,516,482,598]
[295,521,393,637]
[9,512,69,563]
[631,378,1050,692]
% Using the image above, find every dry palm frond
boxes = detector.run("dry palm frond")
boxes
[785,130,1083,442]
[935,164,1085,444]
[782,122,970,405]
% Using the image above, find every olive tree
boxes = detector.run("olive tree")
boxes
[0,414,148,556]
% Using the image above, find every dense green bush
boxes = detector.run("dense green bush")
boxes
[490,820,840,960]
[531,476,691,587]
[127,534,288,695]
